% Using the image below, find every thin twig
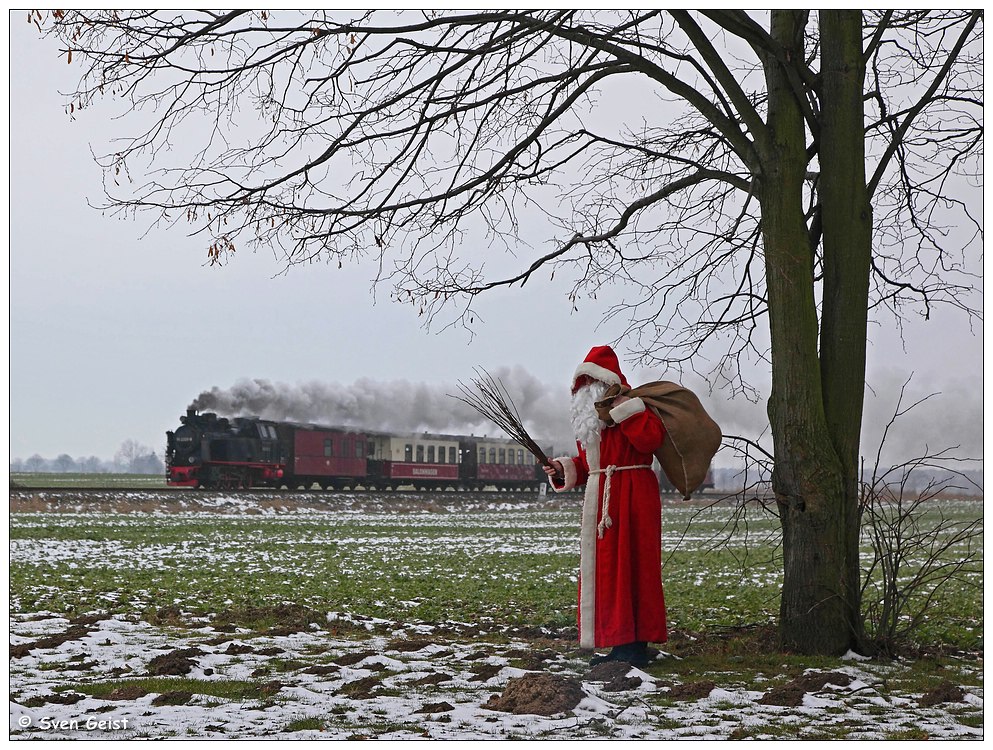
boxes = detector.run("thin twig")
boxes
[450,368,563,480]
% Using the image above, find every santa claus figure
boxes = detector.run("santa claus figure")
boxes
[545,345,667,667]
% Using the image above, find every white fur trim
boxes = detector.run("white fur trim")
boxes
[578,437,600,649]
[573,362,621,388]
[609,396,646,423]
[549,456,578,492]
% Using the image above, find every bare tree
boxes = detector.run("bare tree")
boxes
[114,438,151,473]
[53,454,77,473]
[38,10,982,654]
[78,456,105,474]
[133,451,165,476]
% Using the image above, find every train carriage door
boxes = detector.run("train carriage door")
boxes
[459,440,477,483]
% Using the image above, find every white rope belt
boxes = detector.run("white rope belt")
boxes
[589,464,653,538]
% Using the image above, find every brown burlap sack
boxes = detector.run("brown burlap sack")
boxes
[596,381,722,499]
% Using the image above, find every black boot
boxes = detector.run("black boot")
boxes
[626,641,650,667]
[589,641,650,667]
[588,648,619,667]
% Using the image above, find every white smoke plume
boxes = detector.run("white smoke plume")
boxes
[188,366,576,452]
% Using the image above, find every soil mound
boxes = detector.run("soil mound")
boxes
[147,647,205,676]
[667,680,716,701]
[210,603,326,635]
[584,660,633,682]
[152,691,193,706]
[9,618,105,659]
[583,661,644,692]
[759,671,853,707]
[483,673,586,716]
[918,681,967,707]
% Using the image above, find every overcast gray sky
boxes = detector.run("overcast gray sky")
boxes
[7,16,984,467]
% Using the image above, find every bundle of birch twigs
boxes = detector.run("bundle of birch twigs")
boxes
[451,368,562,481]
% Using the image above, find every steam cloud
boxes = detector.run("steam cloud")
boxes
[860,369,984,468]
[186,366,981,481]
[188,366,575,452]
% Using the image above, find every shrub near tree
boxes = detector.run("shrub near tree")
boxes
[38,10,982,655]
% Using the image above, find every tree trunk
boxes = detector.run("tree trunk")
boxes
[759,10,855,655]
[817,10,873,653]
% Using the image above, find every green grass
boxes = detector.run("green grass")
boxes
[284,717,327,732]
[729,721,808,740]
[8,499,983,654]
[58,676,272,701]
[885,728,932,740]
[9,513,579,631]
[10,472,167,488]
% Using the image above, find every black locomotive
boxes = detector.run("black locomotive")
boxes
[166,410,285,489]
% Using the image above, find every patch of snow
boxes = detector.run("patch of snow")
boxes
[841,649,873,661]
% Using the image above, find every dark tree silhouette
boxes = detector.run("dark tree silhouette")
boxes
[38,9,982,654]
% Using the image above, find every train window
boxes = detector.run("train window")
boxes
[518,449,525,464]
[437,446,445,464]
[479,447,486,464]
[416,445,424,463]
[324,439,333,458]
[449,446,457,464]
[489,448,496,464]
[498,448,506,464]
[508,449,515,465]
[405,444,413,462]
[356,441,365,458]
[427,445,435,463]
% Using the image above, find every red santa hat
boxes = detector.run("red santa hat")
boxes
[572,345,629,393]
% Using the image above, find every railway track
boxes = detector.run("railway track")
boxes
[9,484,549,495]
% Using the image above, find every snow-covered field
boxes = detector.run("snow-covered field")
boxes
[8,490,984,740]
[9,612,984,740]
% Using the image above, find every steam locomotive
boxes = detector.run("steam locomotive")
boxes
[166,409,548,491]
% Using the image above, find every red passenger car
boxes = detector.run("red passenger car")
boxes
[277,424,368,489]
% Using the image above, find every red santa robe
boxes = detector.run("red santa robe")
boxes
[552,396,668,649]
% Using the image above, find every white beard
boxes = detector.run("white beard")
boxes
[570,381,608,448]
